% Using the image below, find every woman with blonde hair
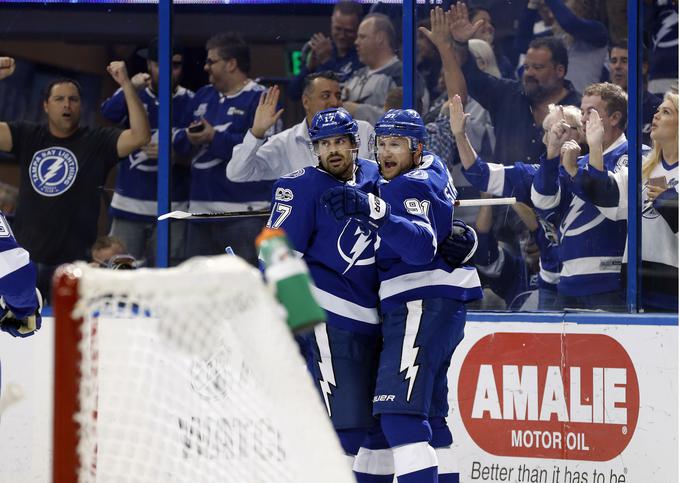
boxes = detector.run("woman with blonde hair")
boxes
[572,91,678,311]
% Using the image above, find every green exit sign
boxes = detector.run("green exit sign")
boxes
[290,50,303,76]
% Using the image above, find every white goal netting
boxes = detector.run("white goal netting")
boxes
[60,256,353,483]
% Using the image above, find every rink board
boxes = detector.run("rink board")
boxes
[0,313,677,482]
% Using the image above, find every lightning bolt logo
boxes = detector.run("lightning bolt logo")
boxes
[400,301,422,403]
[560,195,605,242]
[337,220,374,272]
[39,158,65,187]
[314,325,337,417]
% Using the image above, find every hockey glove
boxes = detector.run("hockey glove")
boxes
[321,186,390,231]
[0,289,43,338]
[439,219,478,267]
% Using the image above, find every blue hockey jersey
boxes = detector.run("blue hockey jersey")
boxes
[173,81,271,212]
[376,152,483,312]
[531,137,639,296]
[0,212,39,319]
[462,157,560,289]
[100,86,194,221]
[268,159,382,335]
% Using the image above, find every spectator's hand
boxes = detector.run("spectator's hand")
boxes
[419,7,453,51]
[448,94,469,136]
[251,86,284,139]
[585,109,604,149]
[308,33,333,67]
[646,184,667,202]
[140,142,158,159]
[447,2,484,44]
[107,61,131,86]
[0,57,16,81]
[186,118,215,146]
[131,72,151,91]
[546,119,572,159]
[560,139,580,177]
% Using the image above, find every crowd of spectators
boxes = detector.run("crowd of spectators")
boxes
[0,0,676,311]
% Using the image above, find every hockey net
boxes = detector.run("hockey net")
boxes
[52,256,353,483]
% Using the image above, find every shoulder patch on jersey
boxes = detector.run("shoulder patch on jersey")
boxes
[275,187,294,202]
[614,155,628,173]
[29,146,79,197]
[0,213,12,238]
[282,168,305,179]
[419,154,434,169]
[404,169,429,180]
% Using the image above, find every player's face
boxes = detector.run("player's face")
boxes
[522,48,564,101]
[355,18,379,66]
[316,135,356,181]
[303,78,342,123]
[608,47,628,90]
[650,98,678,144]
[331,11,359,54]
[148,54,183,91]
[43,82,81,136]
[377,136,415,180]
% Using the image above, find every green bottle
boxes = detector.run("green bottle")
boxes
[255,227,326,333]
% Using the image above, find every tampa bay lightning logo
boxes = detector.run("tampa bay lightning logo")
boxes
[337,220,374,274]
[29,146,78,197]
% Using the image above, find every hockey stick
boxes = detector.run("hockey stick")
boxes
[157,197,516,221]
[455,197,516,207]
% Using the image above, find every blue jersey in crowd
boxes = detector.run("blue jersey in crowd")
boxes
[173,81,271,212]
[268,159,382,336]
[531,137,641,296]
[376,152,482,312]
[100,86,195,221]
[462,157,561,289]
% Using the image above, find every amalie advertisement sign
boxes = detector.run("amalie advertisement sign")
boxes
[457,333,640,461]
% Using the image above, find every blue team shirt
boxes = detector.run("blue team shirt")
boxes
[0,212,39,319]
[462,157,561,289]
[268,159,382,335]
[531,139,643,296]
[100,86,194,221]
[376,152,483,312]
[173,81,272,211]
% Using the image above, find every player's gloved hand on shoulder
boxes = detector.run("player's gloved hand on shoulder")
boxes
[0,289,43,338]
[321,186,390,231]
[439,219,478,267]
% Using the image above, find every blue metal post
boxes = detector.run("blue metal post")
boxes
[402,0,416,109]
[626,0,641,312]
[156,1,172,267]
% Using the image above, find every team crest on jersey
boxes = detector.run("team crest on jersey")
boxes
[337,220,374,273]
[282,169,305,179]
[193,103,208,118]
[0,213,12,238]
[29,147,78,197]
[226,106,245,116]
[275,187,294,202]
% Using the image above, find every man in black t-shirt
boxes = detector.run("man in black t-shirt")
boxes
[0,57,151,301]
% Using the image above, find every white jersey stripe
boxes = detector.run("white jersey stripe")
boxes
[379,268,481,301]
[311,285,380,325]
[0,247,30,279]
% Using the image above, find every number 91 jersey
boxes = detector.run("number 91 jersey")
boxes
[376,152,483,312]
[267,159,382,336]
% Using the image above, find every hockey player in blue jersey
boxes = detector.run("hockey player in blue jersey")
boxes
[323,109,482,483]
[266,108,385,472]
[0,211,41,338]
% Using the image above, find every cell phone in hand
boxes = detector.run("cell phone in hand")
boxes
[188,124,205,134]
[648,176,668,189]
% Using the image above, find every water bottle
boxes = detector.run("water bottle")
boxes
[255,227,326,333]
